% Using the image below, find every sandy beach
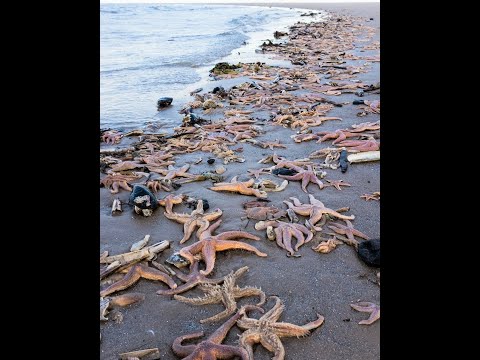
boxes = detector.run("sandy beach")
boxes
[100,2,380,360]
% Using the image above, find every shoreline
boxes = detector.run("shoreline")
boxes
[100,2,380,359]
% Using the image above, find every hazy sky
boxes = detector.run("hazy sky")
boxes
[100,1,379,3]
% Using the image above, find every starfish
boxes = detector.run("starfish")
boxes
[311,235,343,254]
[325,179,351,191]
[237,296,325,360]
[270,153,313,169]
[101,130,122,144]
[157,260,225,296]
[283,194,354,227]
[247,168,271,179]
[99,263,177,297]
[255,220,313,256]
[257,139,288,150]
[172,306,259,360]
[291,133,320,143]
[349,121,380,133]
[100,292,145,321]
[154,164,196,180]
[316,129,358,144]
[179,219,267,276]
[328,219,370,243]
[174,266,266,323]
[336,139,380,152]
[350,302,380,325]
[361,191,380,201]
[277,164,324,192]
[209,177,268,198]
[157,194,184,214]
[164,200,223,244]
[109,160,146,172]
[100,174,141,194]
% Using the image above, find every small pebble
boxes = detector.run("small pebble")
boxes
[207,158,215,164]
[215,166,226,174]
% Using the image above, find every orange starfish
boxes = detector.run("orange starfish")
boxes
[164,200,223,244]
[172,306,259,360]
[179,219,267,276]
[209,177,267,198]
[99,263,177,297]
[100,174,141,194]
[157,194,185,214]
[283,194,354,227]
[277,165,324,192]
[237,296,325,360]
[361,191,380,201]
[325,179,351,190]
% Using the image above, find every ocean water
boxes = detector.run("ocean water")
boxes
[100,4,327,131]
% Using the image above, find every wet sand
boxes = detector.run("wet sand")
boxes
[100,2,379,359]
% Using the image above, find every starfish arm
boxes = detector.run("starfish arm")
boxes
[255,220,278,230]
[172,332,204,357]
[292,224,314,243]
[212,344,249,359]
[291,227,307,252]
[272,314,325,337]
[164,212,190,223]
[100,266,142,297]
[179,241,205,264]
[261,296,285,322]
[332,131,347,144]
[208,310,246,344]
[200,241,218,275]
[210,184,242,192]
[310,174,325,190]
[214,239,268,257]
[234,286,266,306]
[200,294,237,323]
[203,210,223,221]
[174,292,220,305]
[359,308,380,325]
[278,173,304,181]
[218,231,261,241]
[194,220,211,239]
[274,227,286,249]
[239,330,258,360]
[108,293,145,307]
[175,261,198,282]
[328,225,346,235]
[157,279,199,295]
[351,228,370,240]
[281,228,296,256]
[179,220,198,244]
[119,181,133,192]
[301,175,311,193]
[324,210,355,220]
[201,219,222,239]
[289,197,303,206]
[136,265,177,289]
[260,333,285,360]
[110,182,119,194]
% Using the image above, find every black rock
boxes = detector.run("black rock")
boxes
[157,97,173,109]
[272,168,298,176]
[128,184,158,210]
[357,239,380,267]
[370,18,374,20]
[339,149,349,173]
[352,99,365,105]
[202,199,210,211]
[212,86,225,94]
[207,158,215,165]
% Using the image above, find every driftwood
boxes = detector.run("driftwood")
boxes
[347,151,380,163]
[130,235,150,252]
[118,348,160,360]
[99,146,135,155]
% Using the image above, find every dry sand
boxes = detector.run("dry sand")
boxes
[100,2,380,359]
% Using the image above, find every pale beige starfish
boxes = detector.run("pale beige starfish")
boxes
[350,302,380,325]
[209,177,267,198]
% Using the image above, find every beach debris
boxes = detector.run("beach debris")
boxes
[238,296,324,359]
[215,165,226,174]
[166,252,192,269]
[274,30,288,38]
[130,235,150,252]
[100,240,170,279]
[283,194,354,228]
[179,219,267,276]
[151,260,176,276]
[339,149,349,173]
[111,198,122,214]
[357,239,380,267]
[242,199,271,208]
[350,302,380,325]
[286,208,298,223]
[347,150,380,163]
[100,262,177,297]
[247,168,271,179]
[129,185,158,216]
[174,266,265,323]
[100,173,142,194]
[337,139,379,152]
[118,348,160,360]
[157,97,173,110]
[254,179,288,192]
[361,191,380,201]
[101,130,123,145]
[164,199,223,244]
[100,292,145,321]
[172,306,258,359]
[256,220,313,257]
[209,177,268,198]
[193,157,203,164]
[207,158,215,164]
[210,62,242,75]
[190,88,203,96]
